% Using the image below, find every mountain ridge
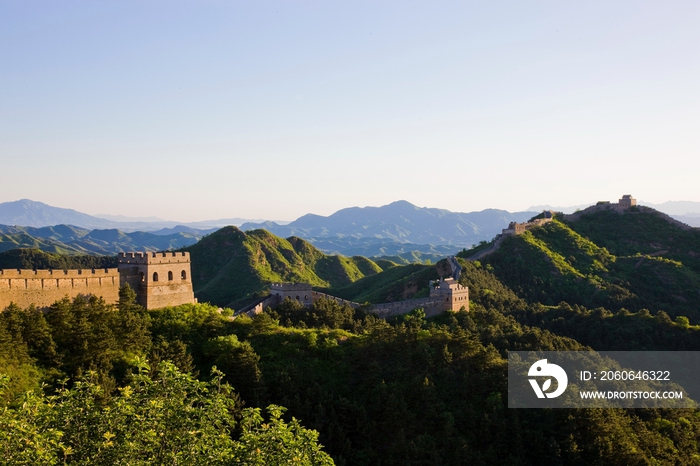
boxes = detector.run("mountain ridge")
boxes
[0,224,202,255]
[0,199,266,231]
[183,226,385,308]
[468,208,700,322]
[241,200,538,247]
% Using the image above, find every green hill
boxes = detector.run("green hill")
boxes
[185,227,385,309]
[475,211,700,321]
[564,207,700,273]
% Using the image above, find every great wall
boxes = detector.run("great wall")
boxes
[236,255,469,319]
[0,249,469,319]
[0,252,196,311]
[465,194,642,261]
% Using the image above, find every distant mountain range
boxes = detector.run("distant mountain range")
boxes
[0,224,203,255]
[241,200,537,248]
[0,199,540,259]
[1,198,698,260]
[0,199,265,231]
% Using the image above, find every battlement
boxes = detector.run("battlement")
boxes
[0,268,117,279]
[430,277,468,293]
[270,282,314,305]
[118,251,191,265]
[0,267,121,310]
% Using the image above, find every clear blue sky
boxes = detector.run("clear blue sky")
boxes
[2,1,698,221]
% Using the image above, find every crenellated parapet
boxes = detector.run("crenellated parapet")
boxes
[0,268,117,278]
[270,282,314,306]
[118,251,191,265]
[0,267,121,310]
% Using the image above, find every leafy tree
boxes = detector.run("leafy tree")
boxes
[232,405,334,466]
[0,361,334,465]
[203,335,265,405]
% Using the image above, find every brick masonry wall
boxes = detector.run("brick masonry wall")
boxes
[0,269,121,310]
[1,251,197,311]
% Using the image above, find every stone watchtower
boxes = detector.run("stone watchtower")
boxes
[118,252,196,309]
[618,194,637,208]
[429,278,470,313]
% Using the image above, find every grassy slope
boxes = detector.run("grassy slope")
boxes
[185,227,386,309]
[563,208,700,273]
[482,214,700,320]
[0,233,76,254]
[328,263,439,303]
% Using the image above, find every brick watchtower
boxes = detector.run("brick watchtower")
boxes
[429,278,469,313]
[118,252,196,309]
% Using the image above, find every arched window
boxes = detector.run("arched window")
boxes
[181,270,187,280]
[168,271,174,281]
[153,272,159,282]
[296,296,300,301]
[140,272,145,282]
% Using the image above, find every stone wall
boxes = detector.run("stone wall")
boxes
[0,268,121,310]
[1,251,196,311]
[502,211,554,236]
[311,291,360,309]
[242,272,470,321]
[370,297,445,318]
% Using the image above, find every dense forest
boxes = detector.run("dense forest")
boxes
[2,208,700,464]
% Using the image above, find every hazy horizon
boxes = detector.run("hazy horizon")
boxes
[2,2,698,221]
[4,196,700,225]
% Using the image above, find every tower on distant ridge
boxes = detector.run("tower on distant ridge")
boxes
[118,252,196,309]
[618,194,637,208]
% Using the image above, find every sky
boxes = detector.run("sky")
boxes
[1,1,698,222]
